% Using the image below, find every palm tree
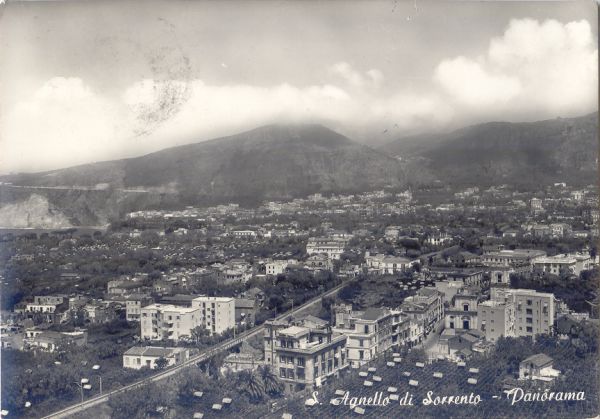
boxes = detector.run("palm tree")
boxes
[258,365,283,396]
[238,370,265,401]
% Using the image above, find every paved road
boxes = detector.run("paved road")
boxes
[41,281,347,419]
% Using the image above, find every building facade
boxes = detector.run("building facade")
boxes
[399,288,444,336]
[263,318,348,393]
[490,288,555,338]
[191,296,235,335]
[306,237,347,260]
[332,305,410,367]
[477,300,516,342]
[123,346,189,370]
[126,294,155,322]
[140,304,201,341]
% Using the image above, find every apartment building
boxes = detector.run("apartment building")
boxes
[263,318,348,393]
[425,233,452,246]
[477,299,516,342]
[364,252,415,274]
[399,288,444,336]
[140,304,201,341]
[533,253,593,276]
[482,249,546,268]
[490,288,555,338]
[332,304,409,367]
[265,259,298,276]
[191,296,235,335]
[125,294,154,322]
[306,237,347,260]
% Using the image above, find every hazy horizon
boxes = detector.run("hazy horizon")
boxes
[0,110,597,176]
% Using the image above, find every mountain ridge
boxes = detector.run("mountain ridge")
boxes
[0,115,596,227]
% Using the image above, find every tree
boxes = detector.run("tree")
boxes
[258,365,283,396]
[239,370,265,401]
[191,326,209,345]
[155,357,169,370]
[109,382,173,419]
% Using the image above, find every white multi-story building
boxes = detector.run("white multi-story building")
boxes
[364,252,415,274]
[140,304,201,341]
[425,233,452,246]
[399,288,445,336]
[306,237,347,260]
[126,294,154,322]
[482,249,546,268]
[477,300,516,342]
[231,230,257,238]
[263,318,348,393]
[533,253,593,276]
[549,223,572,238]
[332,305,412,367]
[490,288,555,338]
[530,198,544,214]
[191,296,235,335]
[265,260,296,276]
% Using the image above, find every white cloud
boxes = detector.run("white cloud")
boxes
[1,19,596,173]
[0,77,132,173]
[366,69,384,87]
[434,19,597,119]
[434,56,521,107]
[329,62,365,87]
[328,62,384,88]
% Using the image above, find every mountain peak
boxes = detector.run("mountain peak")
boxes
[217,122,354,149]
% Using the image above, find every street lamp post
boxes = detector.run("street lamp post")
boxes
[74,378,91,404]
[91,365,102,395]
[90,374,103,395]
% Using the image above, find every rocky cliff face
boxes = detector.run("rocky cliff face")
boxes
[0,194,72,228]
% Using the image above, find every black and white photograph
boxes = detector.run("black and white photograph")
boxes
[0,0,598,418]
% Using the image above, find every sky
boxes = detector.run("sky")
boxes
[0,0,597,173]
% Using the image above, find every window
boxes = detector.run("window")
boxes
[463,304,469,312]
[365,325,369,333]
[526,318,533,324]
[297,357,305,367]
[359,350,364,360]
[527,300,532,306]
[526,326,533,333]
[280,368,286,378]
[526,309,532,315]
[359,339,364,347]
